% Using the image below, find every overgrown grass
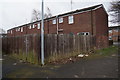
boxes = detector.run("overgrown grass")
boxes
[46,45,119,63]
[9,45,119,65]
[96,45,118,56]
[45,50,86,63]
[88,45,119,59]
[11,50,39,64]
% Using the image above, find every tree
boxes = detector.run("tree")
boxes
[31,7,52,22]
[31,9,41,22]
[44,7,52,19]
[109,0,120,25]
[0,28,6,34]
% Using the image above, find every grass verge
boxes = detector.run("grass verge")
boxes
[7,45,119,65]
[10,50,39,64]
[87,45,119,59]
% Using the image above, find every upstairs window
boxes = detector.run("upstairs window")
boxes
[68,15,74,24]
[21,27,23,32]
[59,17,63,23]
[18,28,20,31]
[16,28,18,32]
[33,24,35,28]
[29,25,31,29]
[38,23,40,29]
[11,30,12,34]
[52,19,56,24]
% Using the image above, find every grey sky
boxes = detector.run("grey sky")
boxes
[0,0,113,31]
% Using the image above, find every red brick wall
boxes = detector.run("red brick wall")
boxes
[109,29,119,41]
[60,11,93,34]
[48,19,57,34]
[94,7,109,48]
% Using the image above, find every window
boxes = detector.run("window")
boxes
[59,33,63,36]
[85,32,89,35]
[21,27,23,32]
[16,28,18,32]
[38,23,40,29]
[18,28,20,31]
[33,24,35,28]
[59,18,63,23]
[52,19,56,24]
[114,29,118,32]
[109,30,112,33]
[11,30,12,34]
[109,36,112,40]
[29,25,31,29]
[68,15,74,24]
[77,32,90,35]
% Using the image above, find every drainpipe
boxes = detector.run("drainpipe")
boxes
[91,9,96,48]
[91,9,93,35]
[56,16,59,34]
[47,20,49,34]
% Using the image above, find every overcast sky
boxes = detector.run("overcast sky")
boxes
[0,0,113,31]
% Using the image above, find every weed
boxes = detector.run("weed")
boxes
[11,50,39,64]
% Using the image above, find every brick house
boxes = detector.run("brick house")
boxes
[7,4,109,48]
[109,26,120,42]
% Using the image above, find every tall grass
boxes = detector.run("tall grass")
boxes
[11,50,39,64]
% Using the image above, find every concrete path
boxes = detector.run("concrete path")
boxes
[2,53,118,78]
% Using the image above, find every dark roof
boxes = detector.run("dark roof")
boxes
[109,26,120,30]
[58,4,102,17]
[45,4,103,20]
[8,4,103,31]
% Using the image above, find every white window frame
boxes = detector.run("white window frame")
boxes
[29,25,31,29]
[38,23,40,29]
[77,32,90,35]
[18,28,20,31]
[11,30,12,34]
[85,32,89,35]
[59,17,63,23]
[114,29,118,32]
[21,27,23,32]
[52,19,56,24]
[68,15,74,24]
[33,24,35,28]
[16,28,18,32]
[109,36,112,40]
[109,30,112,33]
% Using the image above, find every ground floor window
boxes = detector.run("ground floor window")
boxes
[77,32,90,35]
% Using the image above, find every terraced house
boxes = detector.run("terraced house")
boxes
[7,4,109,48]
[109,26,120,42]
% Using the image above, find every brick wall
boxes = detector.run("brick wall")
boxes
[94,7,109,48]
[109,29,120,42]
